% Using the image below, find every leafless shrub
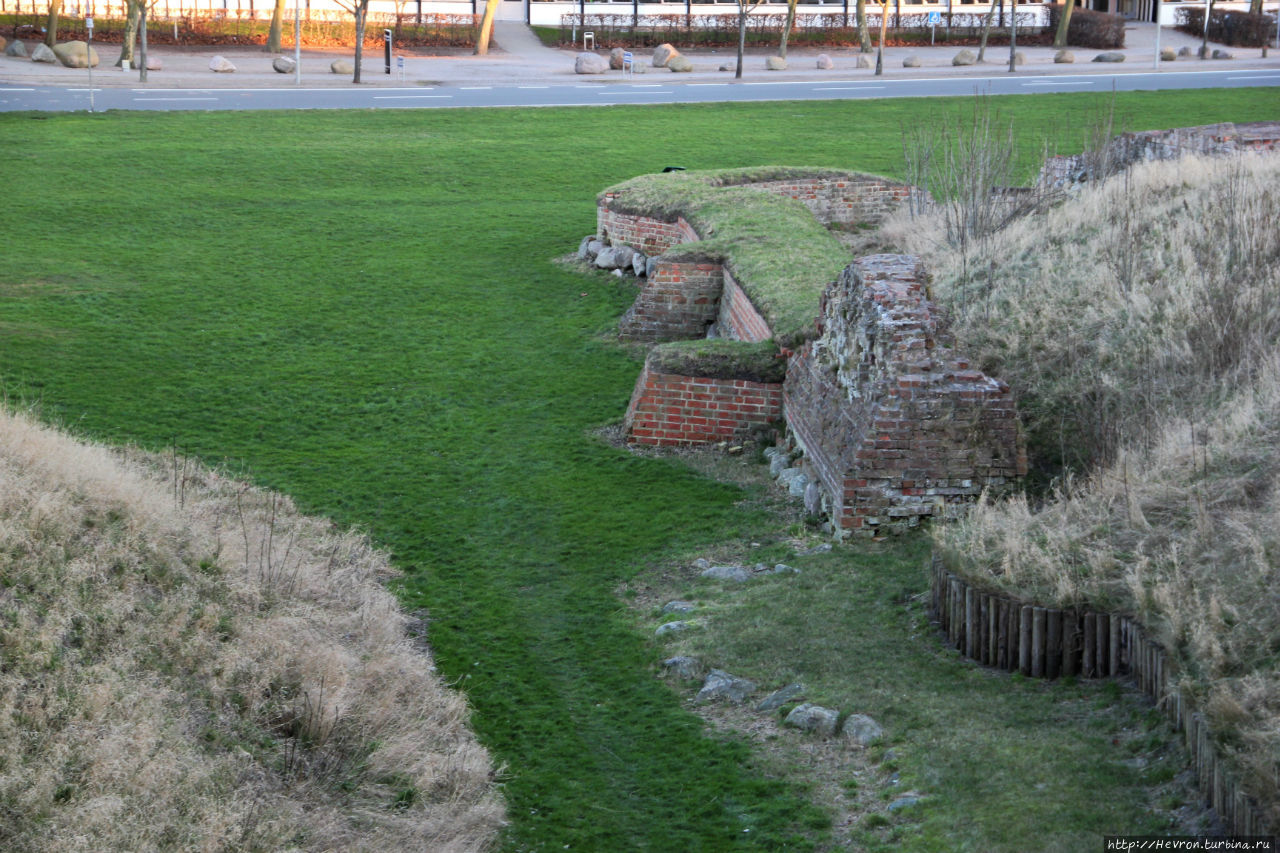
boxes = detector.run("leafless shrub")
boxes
[0,408,505,851]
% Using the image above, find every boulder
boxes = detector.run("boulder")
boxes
[30,42,57,64]
[1092,51,1125,63]
[695,669,756,704]
[765,55,787,71]
[1160,46,1177,62]
[952,49,976,66]
[5,39,28,58]
[577,235,595,260]
[1011,50,1025,66]
[701,564,750,583]
[645,256,659,278]
[756,683,805,713]
[587,238,605,259]
[575,51,608,74]
[1212,48,1233,60]
[667,55,693,73]
[784,703,840,737]
[719,62,734,72]
[330,58,353,74]
[902,55,921,68]
[1178,45,1194,58]
[631,251,647,277]
[889,794,922,812]
[856,54,872,69]
[210,54,237,73]
[52,40,99,68]
[661,600,696,615]
[610,245,636,270]
[609,46,625,70]
[804,481,822,515]
[841,713,884,746]
[143,55,162,71]
[629,62,646,75]
[594,247,620,269]
[816,53,833,70]
[0,37,6,53]
[661,656,704,680]
[787,472,809,497]
[1054,49,1075,63]
[273,55,296,74]
[652,43,679,67]
[655,620,692,637]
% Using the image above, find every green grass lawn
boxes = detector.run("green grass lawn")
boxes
[0,89,1275,850]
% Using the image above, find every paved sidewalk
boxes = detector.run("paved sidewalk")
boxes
[2,21,1277,89]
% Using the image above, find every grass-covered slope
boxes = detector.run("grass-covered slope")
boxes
[889,152,1280,826]
[601,167,860,347]
[0,408,504,851]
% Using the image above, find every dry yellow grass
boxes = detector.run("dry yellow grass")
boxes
[0,407,504,852]
[886,151,1280,825]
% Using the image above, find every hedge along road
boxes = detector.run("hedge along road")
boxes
[1,94,1276,849]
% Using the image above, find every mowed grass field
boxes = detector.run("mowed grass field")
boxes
[0,91,1275,850]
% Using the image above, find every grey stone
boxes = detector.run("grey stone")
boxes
[1092,52,1125,63]
[772,563,797,574]
[784,702,840,737]
[701,565,750,583]
[798,543,832,555]
[610,46,626,70]
[52,40,98,68]
[611,269,624,278]
[30,42,57,64]
[667,55,693,73]
[857,55,872,69]
[577,235,595,260]
[902,55,921,68]
[632,251,647,277]
[787,472,809,497]
[769,453,789,477]
[5,39,28,58]
[1011,50,1025,66]
[645,256,659,278]
[661,600,696,615]
[655,620,692,637]
[1211,49,1233,60]
[273,55,296,74]
[1160,47,1177,62]
[719,63,735,72]
[610,245,636,270]
[765,55,787,71]
[952,49,976,66]
[1178,46,1194,57]
[816,53,833,70]
[652,43,679,67]
[629,62,646,75]
[696,669,756,703]
[804,481,822,515]
[143,55,162,71]
[586,239,605,259]
[661,655,704,680]
[692,557,712,570]
[888,794,922,812]
[575,52,609,74]
[841,713,884,746]
[1054,49,1075,64]
[756,683,805,712]
[330,58,353,74]
[777,467,805,488]
[211,54,238,73]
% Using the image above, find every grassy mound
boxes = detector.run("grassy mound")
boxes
[0,408,504,851]
[648,338,787,384]
[601,167,863,348]
[887,152,1280,826]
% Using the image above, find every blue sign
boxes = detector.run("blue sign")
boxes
[928,11,941,23]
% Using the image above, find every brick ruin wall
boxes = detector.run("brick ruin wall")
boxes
[783,255,1025,535]
[623,363,784,447]
[745,176,919,227]
[619,259,723,342]
[709,271,772,343]
[596,201,699,255]
[1038,120,1280,187]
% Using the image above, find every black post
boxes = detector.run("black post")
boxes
[383,27,391,74]
[843,0,848,27]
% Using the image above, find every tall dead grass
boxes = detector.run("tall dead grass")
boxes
[0,407,504,851]
[889,150,1280,825]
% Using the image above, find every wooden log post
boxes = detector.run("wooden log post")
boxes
[1062,612,1080,678]
[1096,612,1110,677]
[965,586,977,659]
[1031,606,1046,678]
[987,595,998,666]
[1082,612,1097,678]
[1046,609,1062,679]
[1018,605,1033,676]
[1109,614,1121,677]
[996,599,1009,670]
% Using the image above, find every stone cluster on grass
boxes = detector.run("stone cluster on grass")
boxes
[578,234,652,279]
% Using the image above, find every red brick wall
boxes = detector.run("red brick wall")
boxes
[712,271,772,343]
[596,200,699,256]
[783,255,1026,535]
[619,260,723,342]
[624,363,783,447]
[749,176,918,227]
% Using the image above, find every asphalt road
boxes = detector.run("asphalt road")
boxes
[3,67,1280,112]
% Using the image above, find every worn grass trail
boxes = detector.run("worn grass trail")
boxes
[0,90,1273,850]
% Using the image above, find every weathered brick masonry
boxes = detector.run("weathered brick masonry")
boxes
[619,259,723,342]
[710,271,772,343]
[748,177,918,227]
[784,255,1025,535]
[596,201,699,255]
[624,363,784,446]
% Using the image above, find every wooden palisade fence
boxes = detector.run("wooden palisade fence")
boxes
[930,554,1271,836]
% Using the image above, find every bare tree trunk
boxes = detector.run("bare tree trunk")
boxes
[474,0,499,54]
[778,0,797,58]
[856,0,871,50]
[352,0,367,82]
[736,3,747,77]
[267,0,286,52]
[874,0,888,74]
[1008,0,1017,70]
[1247,0,1260,12]
[976,0,996,61]
[1200,0,1213,57]
[116,0,141,66]
[1053,0,1075,47]
[44,0,60,48]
